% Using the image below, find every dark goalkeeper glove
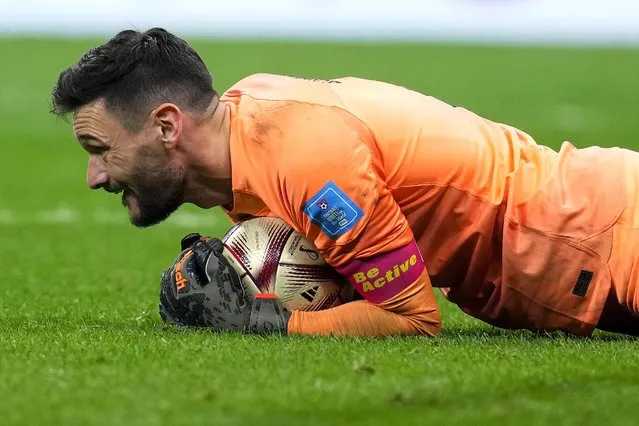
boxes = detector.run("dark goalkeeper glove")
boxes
[159,233,291,334]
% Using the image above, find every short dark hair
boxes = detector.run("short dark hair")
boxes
[51,28,216,131]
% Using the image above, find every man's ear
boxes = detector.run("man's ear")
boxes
[151,103,183,150]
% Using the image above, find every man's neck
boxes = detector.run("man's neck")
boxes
[182,100,234,209]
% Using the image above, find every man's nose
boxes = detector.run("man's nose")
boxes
[86,156,108,190]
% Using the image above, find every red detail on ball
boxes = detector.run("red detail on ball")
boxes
[254,222,293,292]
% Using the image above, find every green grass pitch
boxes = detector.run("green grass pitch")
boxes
[1,37,638,425]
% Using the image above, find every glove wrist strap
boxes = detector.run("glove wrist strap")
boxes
[246,294,291,335]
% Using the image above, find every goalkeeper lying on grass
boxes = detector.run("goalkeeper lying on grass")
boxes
[52,27,639,337]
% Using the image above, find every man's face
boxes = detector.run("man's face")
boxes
[73,101,186,227]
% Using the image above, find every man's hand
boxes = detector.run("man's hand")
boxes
[158,234,291,334]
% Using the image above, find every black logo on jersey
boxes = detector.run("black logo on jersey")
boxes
[293,77,341,84]
[301,286,319,302]
[299,245,320,260]
[572,270,593,297]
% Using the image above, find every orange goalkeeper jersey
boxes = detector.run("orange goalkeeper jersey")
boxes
[219,73,626,336]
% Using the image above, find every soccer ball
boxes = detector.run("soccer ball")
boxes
[220,217,353,311]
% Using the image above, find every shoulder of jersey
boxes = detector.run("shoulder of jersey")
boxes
[221,73,351,103]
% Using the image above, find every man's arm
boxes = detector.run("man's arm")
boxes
[258,103,441,337]
[289,270,441,336]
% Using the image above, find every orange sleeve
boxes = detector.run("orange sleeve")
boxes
[247,102,441,336]
[288,270,441,336]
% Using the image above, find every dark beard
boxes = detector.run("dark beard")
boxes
[127,149,187,228]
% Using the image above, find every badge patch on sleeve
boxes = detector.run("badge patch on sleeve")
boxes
[303,181,364,239]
